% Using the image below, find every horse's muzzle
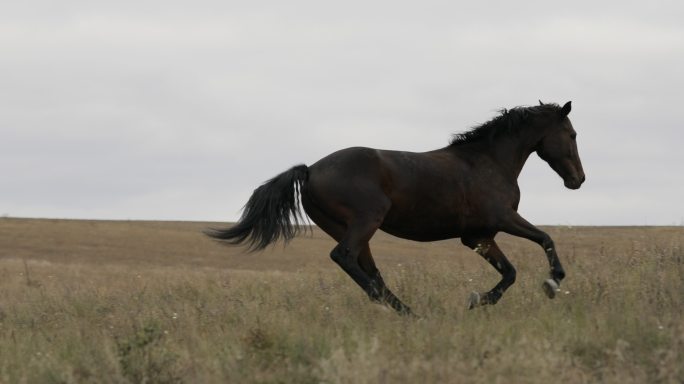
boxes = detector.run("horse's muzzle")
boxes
[564,174,585,190]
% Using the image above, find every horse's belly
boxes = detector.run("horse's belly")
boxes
[379,212,464,242]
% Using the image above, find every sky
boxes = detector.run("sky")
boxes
[1,1,683,225]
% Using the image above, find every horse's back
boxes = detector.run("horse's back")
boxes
[304,147,467,237]
[306,146,459,196]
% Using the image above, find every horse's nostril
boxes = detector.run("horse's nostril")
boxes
[581,174,586,183]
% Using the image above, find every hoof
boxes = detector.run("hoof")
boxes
[542,279,559,299]
[467,291,481,310]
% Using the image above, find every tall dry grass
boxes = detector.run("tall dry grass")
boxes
[0,218,682,383]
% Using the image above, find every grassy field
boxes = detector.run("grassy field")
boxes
[0,218,682,383]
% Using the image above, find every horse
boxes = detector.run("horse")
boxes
[207,101,585,315]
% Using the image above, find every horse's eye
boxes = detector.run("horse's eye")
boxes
[570,133,577,140]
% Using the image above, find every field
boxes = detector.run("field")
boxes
[0,218,682,383]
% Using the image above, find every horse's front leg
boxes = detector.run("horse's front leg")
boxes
[500,212,565,298]
[462,237,517,309]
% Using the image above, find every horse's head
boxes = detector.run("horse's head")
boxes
[535,101,586,190]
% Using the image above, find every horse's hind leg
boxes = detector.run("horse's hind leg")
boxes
[462,237,516,309]
[302,196,412,315]
[330,218,413,315]
[358,245,413,315]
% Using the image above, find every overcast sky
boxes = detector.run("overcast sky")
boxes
[1,1,683,225]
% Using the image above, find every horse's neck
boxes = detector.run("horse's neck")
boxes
[483,131,541,181]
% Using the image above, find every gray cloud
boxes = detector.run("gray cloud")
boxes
[1,1,683,224]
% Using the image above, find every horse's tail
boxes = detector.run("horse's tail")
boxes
[205,164,309,251]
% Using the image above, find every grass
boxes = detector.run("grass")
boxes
[0,218,682,383]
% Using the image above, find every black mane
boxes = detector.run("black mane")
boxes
[450,103,562,146]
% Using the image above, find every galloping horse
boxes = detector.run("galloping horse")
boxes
[207,101,585,315]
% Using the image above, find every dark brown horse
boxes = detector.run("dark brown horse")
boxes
[207,101,585,315]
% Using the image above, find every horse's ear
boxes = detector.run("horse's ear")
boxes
[561,101,572,116]
[539,100,544,106]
